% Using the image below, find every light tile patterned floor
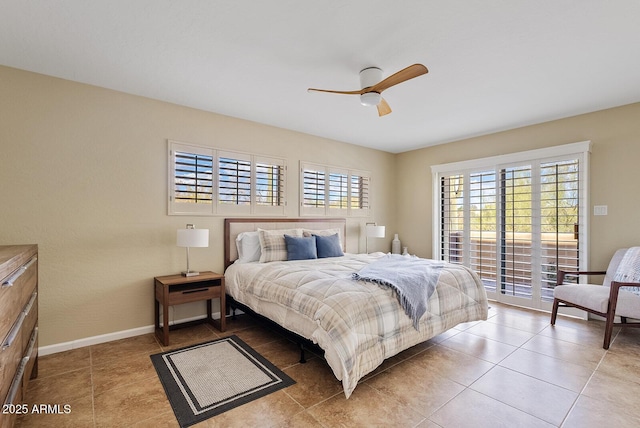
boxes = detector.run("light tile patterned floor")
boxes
[16,303,640,427]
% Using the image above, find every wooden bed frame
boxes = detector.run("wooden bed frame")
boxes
[223,217,347,362]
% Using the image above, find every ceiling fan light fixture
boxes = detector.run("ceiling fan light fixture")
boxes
[307,64,428,116]
[360,92,381,107]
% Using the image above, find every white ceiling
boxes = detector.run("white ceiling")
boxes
[2,1,640,153]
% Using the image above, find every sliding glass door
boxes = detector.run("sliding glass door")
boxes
[435,143,588,311]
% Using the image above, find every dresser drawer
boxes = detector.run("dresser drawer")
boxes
[1,357,28,428]
[0,321,23,408]
[0,257,37,337]
[1,292,36,406]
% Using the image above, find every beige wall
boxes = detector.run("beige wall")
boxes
[396,102,640,273]
[0,66,397,346]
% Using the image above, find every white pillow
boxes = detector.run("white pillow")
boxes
[236,231,261,263]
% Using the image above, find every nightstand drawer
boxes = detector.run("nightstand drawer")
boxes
[167,284,221,305]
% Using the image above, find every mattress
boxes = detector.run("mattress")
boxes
[224,253,488,398]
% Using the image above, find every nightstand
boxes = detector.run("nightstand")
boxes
[154,271,225,346]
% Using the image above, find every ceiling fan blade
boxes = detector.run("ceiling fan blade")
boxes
[369,64,428,94]
[377,98,392,116]
[307,88,364,95]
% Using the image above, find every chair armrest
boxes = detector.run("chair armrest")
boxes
[557,270,607,286]
[608,280,640,317]
[610,280,640,289]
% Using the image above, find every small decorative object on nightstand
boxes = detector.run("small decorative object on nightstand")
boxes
[392,233,401,254]
[154,271,225,346]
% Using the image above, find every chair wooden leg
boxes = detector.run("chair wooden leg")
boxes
[604,282,623,350]
[551,299,559,325]
[603,305,617,349]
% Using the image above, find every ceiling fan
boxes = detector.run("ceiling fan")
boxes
[307,64,428,117]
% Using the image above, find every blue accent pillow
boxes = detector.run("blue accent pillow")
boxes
[314,233,344,258]
[284,235,317,260]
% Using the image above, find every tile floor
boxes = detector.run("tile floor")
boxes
[15,302,640,427]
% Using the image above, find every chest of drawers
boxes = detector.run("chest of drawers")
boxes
[0,245,38,428]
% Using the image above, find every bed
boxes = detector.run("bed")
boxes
[223,218,488,398]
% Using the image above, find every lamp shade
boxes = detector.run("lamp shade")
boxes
[366,225,386,238]
[177,228,209,248]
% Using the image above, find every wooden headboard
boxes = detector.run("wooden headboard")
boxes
[224,218,347,270]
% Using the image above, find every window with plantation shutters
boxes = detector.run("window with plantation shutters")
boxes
[540,159,580,289]
[168,140,286,216]
[170,142,216,215]
[432,141,590,311]
[300,162,370,217]
[500,165,534,298]
[329,172,349,209]
[302,167,325,213]
[440,174,464,264]
[173,151,214,205]
[254,155,286,215]
[470,170,497,288]
[218,154,251,206]
[256,160,285,207]
[350,173,370,215]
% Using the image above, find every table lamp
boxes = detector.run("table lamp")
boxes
[177,224,209,276]
[365,222,385,253]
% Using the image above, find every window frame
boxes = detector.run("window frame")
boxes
[168,140,286,216]
[431,141,591,311]
[299,161,371,217]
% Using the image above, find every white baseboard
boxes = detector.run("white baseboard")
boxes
[39,312,221,356]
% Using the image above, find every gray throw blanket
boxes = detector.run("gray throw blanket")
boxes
[352,254,444,330]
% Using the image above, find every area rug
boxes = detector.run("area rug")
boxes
[151,335,296,427]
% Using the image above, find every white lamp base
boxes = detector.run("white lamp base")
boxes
[181,270,200,277]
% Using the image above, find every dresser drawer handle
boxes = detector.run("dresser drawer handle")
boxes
[1,256,37,288]
[26,327,38,356]
[1,312,26,351]
[182,288,209,294]
[23,291,38,316]
[23,257,38,270]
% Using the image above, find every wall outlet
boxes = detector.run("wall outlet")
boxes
[593,205,608,216]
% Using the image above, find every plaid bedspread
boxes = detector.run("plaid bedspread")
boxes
[225,253,488,398]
